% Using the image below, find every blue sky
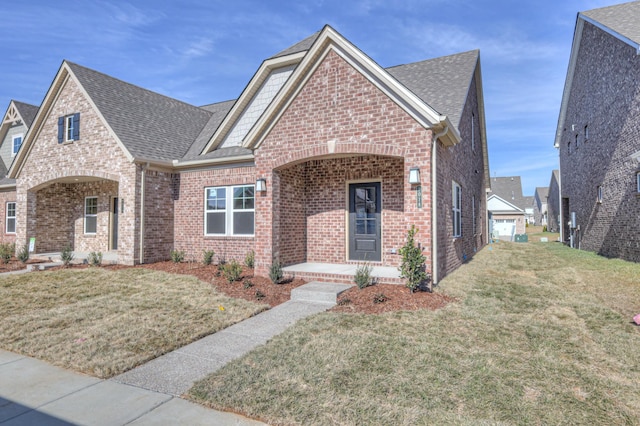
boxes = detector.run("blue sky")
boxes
[0,0,621,195]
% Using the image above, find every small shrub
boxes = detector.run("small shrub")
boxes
[337,298,352,306]
[202,249,215,265]
[0,242,14,264]
[354,263,374,289]
[17,244,29,264]
[244,250,255,268]
[243,280,254,289]
[170,249,185,263]
[61,245,74,267]
[543,225,548,232]
[399,225,428,292]
[255,290,265,300]
[88,251,103,267]
[222,260,242,283]
[373,293,388,304]
[269,260,284,284]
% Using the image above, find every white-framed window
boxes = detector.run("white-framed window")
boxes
[57,113,80,143]
[452,181,462,237]
[12,134,22,157]
[84,196,98,234]
[597,185,603,204]
[205,184,255,236]
[5,202,15,234]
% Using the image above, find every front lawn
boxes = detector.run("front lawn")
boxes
[0,267,267,378]
[188,242,640,425]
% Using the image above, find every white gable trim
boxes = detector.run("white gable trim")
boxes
[487,194,525,213]
[10,62,135,178]
[245,25,459,150]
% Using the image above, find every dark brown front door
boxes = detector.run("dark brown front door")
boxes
[349,182,381,261]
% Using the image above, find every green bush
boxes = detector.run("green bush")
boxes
[170,249,185,263]
[202,249,215,265]
[373,293,388,304]
[244,250,255,268]
[354,263,374,289]
[0,242,14,264]
[398,225,428,292]
[222,260,243,283]
[61,245,74,267]
[17,244,29,264]
[88,251,103,267]
[269,260,284,284]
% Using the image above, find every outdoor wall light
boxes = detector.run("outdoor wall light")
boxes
[256,178,267,192]
[408,167,420,185]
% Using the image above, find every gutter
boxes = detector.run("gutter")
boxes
[139,163,147,264]
[172,154,255,169]
[431,124,449,289]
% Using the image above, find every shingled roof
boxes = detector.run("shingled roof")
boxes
[488,176,528,210]
[67,62,212,162]
[581,1,640,46]
[12,101,38,127]
[270,31,321,59]
[386,50,479,129]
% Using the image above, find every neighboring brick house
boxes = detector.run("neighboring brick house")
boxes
[555,2,640,261]
[533,186,549,227]
[523,195,535,225]
[7,25,490,283]
[0,100,38,244]
[487,176,527,240]
[547,170,560,234]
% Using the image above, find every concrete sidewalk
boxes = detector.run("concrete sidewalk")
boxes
[0,282,351,425]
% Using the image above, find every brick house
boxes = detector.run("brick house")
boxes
[533,186,549,227]
[0,100,38,245]
[555,2,640,261]
[6,25,490,283]
[547,170,560,234]
[487,176,526,240]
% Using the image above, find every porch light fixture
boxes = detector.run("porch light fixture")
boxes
[256,178,267,193]
[408,167,420,185]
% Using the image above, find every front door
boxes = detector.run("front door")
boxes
[349,182,381,261]
[111,197,118,250]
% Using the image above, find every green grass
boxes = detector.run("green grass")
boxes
[0,268,267,378]
[188,242,640,425]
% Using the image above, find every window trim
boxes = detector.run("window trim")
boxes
[11,134,22,157]
[204,184,255,237]
[84,196,98,234]
[637,172,640,194]
[452,181,462,238]
[5,202,15,234]
[597,185,603,204]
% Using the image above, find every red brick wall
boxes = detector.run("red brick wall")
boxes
[254,49,433,276]
[173,166,256,263]
[143,170,175,263]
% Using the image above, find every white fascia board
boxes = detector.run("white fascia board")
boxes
[200,52,306,155]
[246,26,452,150]
[172,154,255,169]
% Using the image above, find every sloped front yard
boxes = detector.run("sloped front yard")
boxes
[188,242,640,425]
[0,268,267,378]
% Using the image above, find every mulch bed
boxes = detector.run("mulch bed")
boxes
[0,258,47,273]
[44,260,454,314]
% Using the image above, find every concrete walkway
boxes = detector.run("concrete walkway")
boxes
[0,282,352,425]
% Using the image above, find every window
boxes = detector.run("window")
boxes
[575,133,579,150]
[84,197,97,234]
[471,112,475,151]
[205,185,255,236]
[5,202,15,234]
[637,172,640,193]
[472,195,476,236]
[567,141,572,155]
[452,181,462,237]
[12,134,22,156]
[584,125,589,142]
[57,113,80,143]
[597,185,603,204]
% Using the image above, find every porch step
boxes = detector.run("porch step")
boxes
[290,282,353,304]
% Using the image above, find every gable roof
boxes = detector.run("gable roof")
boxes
[487,194,525,214]
[555,1,640,147]
[386,50,479,129]
[535,186,549,201]
[270,31,321,59]
[11,101,39,127]
[487,176,528,210]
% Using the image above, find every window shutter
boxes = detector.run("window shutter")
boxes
[72,113,80,140]
[57,117,64,143]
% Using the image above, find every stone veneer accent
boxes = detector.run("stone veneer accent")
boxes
[559,21,640,262]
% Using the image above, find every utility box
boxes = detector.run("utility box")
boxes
[514,234,528,243]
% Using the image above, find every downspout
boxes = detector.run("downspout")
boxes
[431,125,449,289]
[139,163,147,264]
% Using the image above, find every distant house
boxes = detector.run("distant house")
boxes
[3,25,490,284]
[487,176,527,240]
[0,100,38,243]
[547,170,560,234]
[523,196,535,225]
[555,2,640,261]
[533,187,549,227]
